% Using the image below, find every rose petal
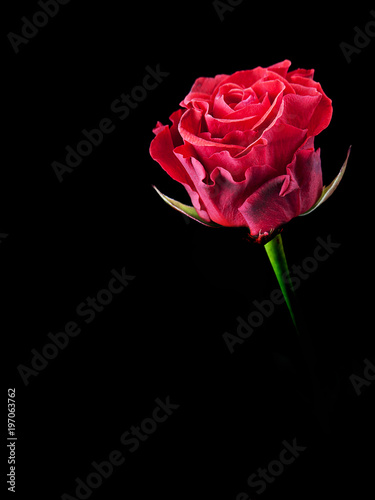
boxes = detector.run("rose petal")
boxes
[217,66,273,90]
[287,67,315,81]
[300,146,350,216]
[266,60,292,78]
[239,175,296,236]
[281,147,323,212]
[238,113,308,169]
[238,147,323,236]
[169,109,184,147]
[281,93,323,132]
[197,167,248,226]
[251,78,286,102]
[178,108,245,156]
[150,123,191,186]
[287,75,332,135]
[205,107,265,137]
[181,74,228,108]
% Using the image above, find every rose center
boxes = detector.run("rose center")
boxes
[224,88,244,109]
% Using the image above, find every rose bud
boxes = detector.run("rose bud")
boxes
[150,60,349,243]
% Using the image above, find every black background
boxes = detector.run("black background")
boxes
[3,1,374,499]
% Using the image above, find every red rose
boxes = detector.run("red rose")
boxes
[150,60,347,242]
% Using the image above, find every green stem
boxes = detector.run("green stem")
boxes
[264,233,298,332]
[264,234,333,431]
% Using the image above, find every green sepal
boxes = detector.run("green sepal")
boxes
[152,185,221,227]
[300,146,350,217]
